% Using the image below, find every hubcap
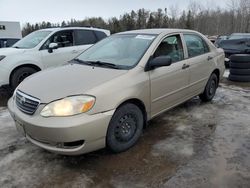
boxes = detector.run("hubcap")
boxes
[115,114,137,142]
[209,79,216,96]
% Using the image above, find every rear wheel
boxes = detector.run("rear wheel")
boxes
[199,73,218,102]
[106,103,144,153]
[10,67,37,89]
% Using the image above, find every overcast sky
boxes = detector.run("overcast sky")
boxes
[0,0,228,26]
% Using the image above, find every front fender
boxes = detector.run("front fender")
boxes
[86,68,151,118]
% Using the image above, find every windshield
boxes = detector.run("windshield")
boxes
[76,34,156,69]
[13,30,51,49]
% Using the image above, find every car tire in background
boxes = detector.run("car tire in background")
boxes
[229,54,250,82]
[10,67,37,89]
[228,74,250,82]
[230,68,250,75]
[229,62,250,69]
[106,103,144,153]
[230,54,250,62]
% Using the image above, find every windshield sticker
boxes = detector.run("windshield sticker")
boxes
[135,35,155,40]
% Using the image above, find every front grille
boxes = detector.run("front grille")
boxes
[15,90,40,115]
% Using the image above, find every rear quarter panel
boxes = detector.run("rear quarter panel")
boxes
[213,48,225,80]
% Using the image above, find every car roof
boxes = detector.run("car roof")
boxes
[231,33,250,36]
[39,27,110,35]
[117,28,197,35]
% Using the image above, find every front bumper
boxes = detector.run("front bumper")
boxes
[8,97,114,155]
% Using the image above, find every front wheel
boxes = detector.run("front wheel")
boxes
[10,67,37,89]
[106,103,144,153]
[199,73,218,102]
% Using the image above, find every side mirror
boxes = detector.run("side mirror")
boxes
[48,43,58,53]
[145,56,172,71]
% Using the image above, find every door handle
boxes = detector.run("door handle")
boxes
[182,64,190,69]
[207,56,213,61]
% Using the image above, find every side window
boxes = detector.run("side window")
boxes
[0,25,6,30]
[42,30,73,49]
[184,34,210,58]
[75,30,97,45]
[0,40,8,47]
[153,35,184,63]
[94,31,107,41]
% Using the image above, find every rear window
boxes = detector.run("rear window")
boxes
[94,31,107,41]
[184,34,210,58]
[75,30,97,45]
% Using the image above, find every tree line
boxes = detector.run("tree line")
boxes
[22,0,250,37]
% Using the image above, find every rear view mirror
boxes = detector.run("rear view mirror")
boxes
[145,56,172,71]
[48,43,58,53]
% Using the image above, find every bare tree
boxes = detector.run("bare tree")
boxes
[22,1,250,37]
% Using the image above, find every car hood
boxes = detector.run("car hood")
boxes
[0,47,26,56]
[17,63,128,103]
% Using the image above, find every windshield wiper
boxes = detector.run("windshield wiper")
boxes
[88,61,121,69]
[73,59,121,69]
[12,46,20,49]
[73,58,92,65]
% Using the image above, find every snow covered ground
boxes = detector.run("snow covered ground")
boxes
[0,81,250,187]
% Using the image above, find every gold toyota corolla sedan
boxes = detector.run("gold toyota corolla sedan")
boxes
[8,29,225,155]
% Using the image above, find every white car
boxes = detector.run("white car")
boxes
[0,27,110,88]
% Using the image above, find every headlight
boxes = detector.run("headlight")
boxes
[0,55,6,61]
[40,96,95,117]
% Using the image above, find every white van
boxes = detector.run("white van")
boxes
[0,21,22,48]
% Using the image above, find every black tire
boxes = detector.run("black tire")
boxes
[10,67,37,89]
[224,61,230,68]
[229,61,250,69]
[230,68,250,75]
[230,54,250,63]
[228,74,250,82]
[106,103,144,153]
[199,73,218,102]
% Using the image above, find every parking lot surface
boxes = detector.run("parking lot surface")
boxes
[0,80,250,188]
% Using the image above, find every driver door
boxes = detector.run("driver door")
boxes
[149,34,190,117]
[40,30,79,68]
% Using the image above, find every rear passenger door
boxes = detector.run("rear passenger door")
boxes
[149,34,190,117]
[183,34,213,96]
[74,29,98,53]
